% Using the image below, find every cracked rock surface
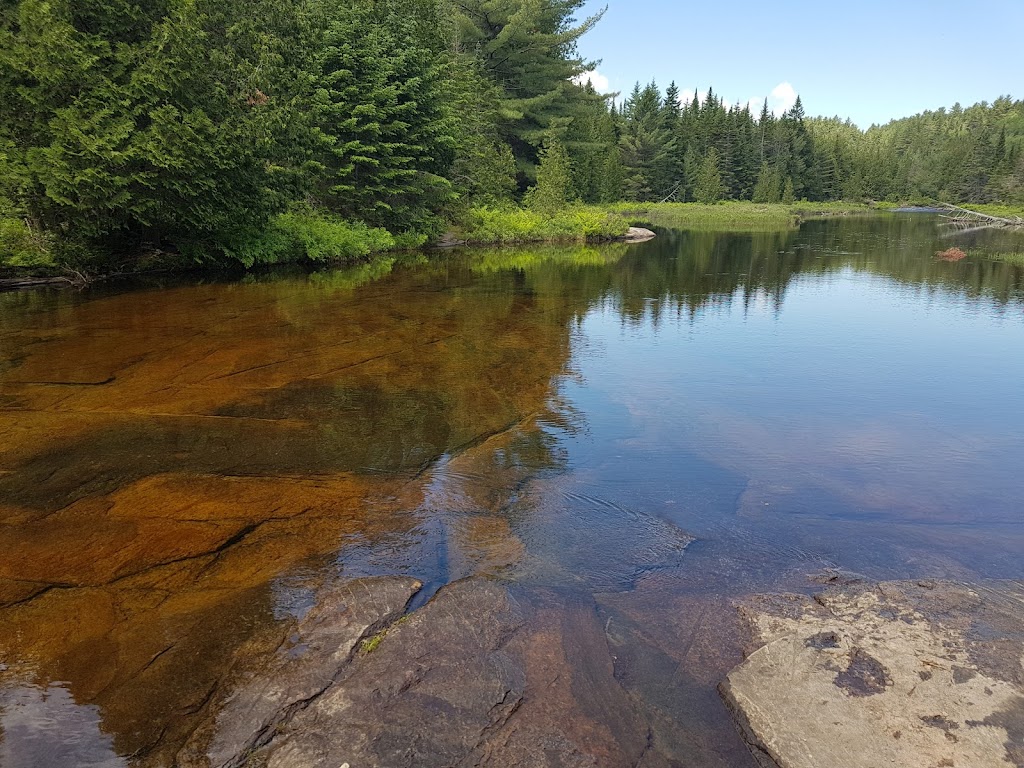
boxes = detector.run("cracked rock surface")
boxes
[721,580,1024,768]
[179,576,663,768]
[176,576,423,768]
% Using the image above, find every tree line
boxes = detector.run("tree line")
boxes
[609,83,1024,206]
[1,0,1021,269]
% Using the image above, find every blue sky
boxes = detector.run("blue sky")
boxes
[572,0,1024,127]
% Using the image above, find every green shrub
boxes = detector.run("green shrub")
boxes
[0,215,55,270]
[457,205,629,244]
[275,212,395,262]
[213,210,398,267]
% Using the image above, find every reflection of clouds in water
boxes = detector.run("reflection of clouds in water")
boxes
[745,289,775,316]
[0,680,124,768]
[603,381,1018,523]
[697,409,1018,521]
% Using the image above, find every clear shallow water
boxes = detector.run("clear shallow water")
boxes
[1,214,1023,766]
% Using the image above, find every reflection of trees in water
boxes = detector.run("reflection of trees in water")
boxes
[799,217,1024,305]
[607,230,799,324]
[0,253,597,764]
[463,216,1024,326]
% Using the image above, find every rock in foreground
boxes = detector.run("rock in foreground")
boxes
[181,576,663,768]
[721,580,1024,768]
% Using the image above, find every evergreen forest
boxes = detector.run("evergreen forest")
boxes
[2,0,1022,272]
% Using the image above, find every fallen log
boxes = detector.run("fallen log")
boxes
[0,275,77,291]
[938,203,1024,229]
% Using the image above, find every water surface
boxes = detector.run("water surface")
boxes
[2,214,1023,766]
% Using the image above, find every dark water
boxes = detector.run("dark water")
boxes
[1,214,1023,766]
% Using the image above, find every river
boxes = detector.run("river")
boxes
[1,213,1023,767]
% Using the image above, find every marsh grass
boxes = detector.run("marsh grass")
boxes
[972,250,1024,267]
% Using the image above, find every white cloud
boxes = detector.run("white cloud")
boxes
[573,69,611,93]
[663,81,800,117]
[769,81,798,114]
[743,82,799,116]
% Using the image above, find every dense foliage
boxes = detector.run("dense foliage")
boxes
[0,0,603,269]
[0,0,1020,273]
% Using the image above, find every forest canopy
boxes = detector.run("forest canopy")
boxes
[1,0,1021,271]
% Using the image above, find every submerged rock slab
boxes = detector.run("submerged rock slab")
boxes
[721,581,1024,768]
[177,575,423,768]
[185,576,660,768]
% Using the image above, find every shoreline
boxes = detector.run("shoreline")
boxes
[9,200,1021,292]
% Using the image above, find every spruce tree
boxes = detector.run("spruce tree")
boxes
[694,148,725,203]
[313,1,455,231]
[619,82,669,201]
[781,176,795,203]
[524,135,574,213]
[752,163,782,203]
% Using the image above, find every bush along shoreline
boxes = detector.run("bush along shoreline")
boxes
[0,205,636,288]
[5,199,1021,289]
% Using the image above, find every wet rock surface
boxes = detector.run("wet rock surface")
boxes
[177,576,422,768]
[181,576,665,768]
[721,580,1024,768]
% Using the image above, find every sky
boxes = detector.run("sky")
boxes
[571,0,1024,128]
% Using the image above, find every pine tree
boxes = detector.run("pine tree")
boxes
[619,82,669,201]
[564,82,619,203]
[781,176,795,203]
[757,99,774,165]
[0,0,320,256]
[449,0,605,185]
[732,106,760,199]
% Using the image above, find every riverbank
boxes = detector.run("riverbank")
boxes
[607,200,883,232]
[443,204,632,245]
[0,204,639,288]
[5,199,1006,289]
[957,202,1024,220]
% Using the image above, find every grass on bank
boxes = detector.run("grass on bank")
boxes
[0,207,418,278]
[605,200,878,232]
[2,203,630,279]
[225,209,422,268]
[972,250,1024,267]
[953,203,1024,221]
[451,204,630,245]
